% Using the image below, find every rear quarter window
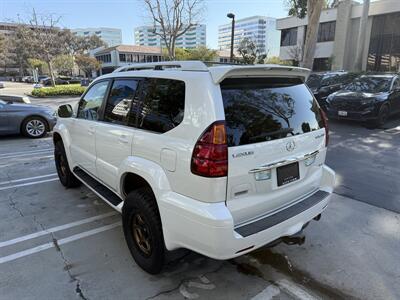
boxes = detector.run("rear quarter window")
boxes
[138,78,185,133]
[221,77,323,147]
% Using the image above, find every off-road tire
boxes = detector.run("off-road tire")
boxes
[122,187,165,274]
[54,141,81,188]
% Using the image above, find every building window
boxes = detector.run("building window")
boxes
[96,54,111,63]
[119,53,126,62]
[281,27,297,46]
[317,21,335,42]
[368,12,400,72]
[313,58,331,71]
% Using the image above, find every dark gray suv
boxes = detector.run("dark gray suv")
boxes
[0,99,57,138]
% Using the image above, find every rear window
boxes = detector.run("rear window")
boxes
[221,77,323,147]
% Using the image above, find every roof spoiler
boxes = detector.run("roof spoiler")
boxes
[209,65,311,84]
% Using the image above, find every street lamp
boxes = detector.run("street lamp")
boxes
[227,13,235,63]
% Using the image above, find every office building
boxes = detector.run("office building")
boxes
[218,16,280,57]
[72,27,122,47]
[134,24,206,49]
[276,0,400,72]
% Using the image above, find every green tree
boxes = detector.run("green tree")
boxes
[143,0,204,59]
[187,46,217,61]
[266,56,293,66]
[52,54,74,76]
[27,58,49,74]
[170,48,191,61]
[237,38,266,64]
[64,32,106,55]
[75,54,100,78]
[285,0,326,69]
[24,9,70,86]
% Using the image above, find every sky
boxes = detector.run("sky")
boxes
[1,0,288,48]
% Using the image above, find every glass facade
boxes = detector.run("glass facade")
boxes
[368,12,400,72]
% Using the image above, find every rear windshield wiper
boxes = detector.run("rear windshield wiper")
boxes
[249,128,294,141]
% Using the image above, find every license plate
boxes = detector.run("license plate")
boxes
[277,162,300,187]
[338,110,348,117]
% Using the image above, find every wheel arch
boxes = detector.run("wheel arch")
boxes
[118,157,172,209]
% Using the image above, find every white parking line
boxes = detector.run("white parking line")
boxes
[277,279,318,300]
[0,148,54,157]
[0,178,59,191]
[0,173,58,186]
[250,285,280,300]
[0,150,53,160]
[0,222,121,264]
[0,212,118,248]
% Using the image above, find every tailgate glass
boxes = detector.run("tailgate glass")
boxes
[221,77,323,147]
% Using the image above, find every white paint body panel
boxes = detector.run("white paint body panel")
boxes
[53,62,336,260]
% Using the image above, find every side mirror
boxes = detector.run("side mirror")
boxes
[58,104,73,118]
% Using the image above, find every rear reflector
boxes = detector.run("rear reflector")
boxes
[320,108,329,146]
[191,121,228,177]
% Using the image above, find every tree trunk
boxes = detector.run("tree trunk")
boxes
[47,60,56,87]
[353,0,370,71]
[301,0,324,70]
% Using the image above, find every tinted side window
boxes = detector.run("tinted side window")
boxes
[221,78,322,147]
[77,81,109,121]
[138,78,185,133]
[104,79,140,125]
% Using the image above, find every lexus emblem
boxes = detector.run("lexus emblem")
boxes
[286,140,296,152]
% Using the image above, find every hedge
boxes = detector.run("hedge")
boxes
[31,84,86,97]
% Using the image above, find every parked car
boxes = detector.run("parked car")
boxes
[53,61,335,274]
[0,94,31,104]
[326,74,400,127]
[22,76,34,83]
[0,98,56,138]
[306,71,358,110]
[41,77,70,86]
[38,75,49,83]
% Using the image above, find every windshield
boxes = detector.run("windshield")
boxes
[344,77,392,93]
[0,99,5,105]
[221,77,323,147]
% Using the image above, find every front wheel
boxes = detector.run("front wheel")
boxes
[54,141,81,188]
[122,187,165,274]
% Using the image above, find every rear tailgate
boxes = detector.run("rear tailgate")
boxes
[220,76,327,226]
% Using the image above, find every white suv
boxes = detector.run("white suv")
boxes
[54,61,335,274]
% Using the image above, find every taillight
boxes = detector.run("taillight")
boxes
[320,108,329,146]
[191,121,228,177]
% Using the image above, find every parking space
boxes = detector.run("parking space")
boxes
[0,118,399,300]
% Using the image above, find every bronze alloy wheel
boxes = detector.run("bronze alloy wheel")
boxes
[58,153,67,177]
[132,213,152,256]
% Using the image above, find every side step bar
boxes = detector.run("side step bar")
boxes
[73,167,122,208]
[234,190,329,237]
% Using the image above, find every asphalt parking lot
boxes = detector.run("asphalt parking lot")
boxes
[0,86,399,300]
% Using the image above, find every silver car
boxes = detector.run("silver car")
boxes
[0,99,57,138]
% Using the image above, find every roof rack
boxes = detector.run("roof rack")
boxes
[113,61,209,73]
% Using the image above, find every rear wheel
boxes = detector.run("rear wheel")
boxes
[122,187,165,274]
[54,141,81,188]
[22,116,47,138]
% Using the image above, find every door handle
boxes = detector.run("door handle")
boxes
[118,135,129,144]
[88,127,95,135]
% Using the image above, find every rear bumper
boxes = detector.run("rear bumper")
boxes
[159,165,335,259]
